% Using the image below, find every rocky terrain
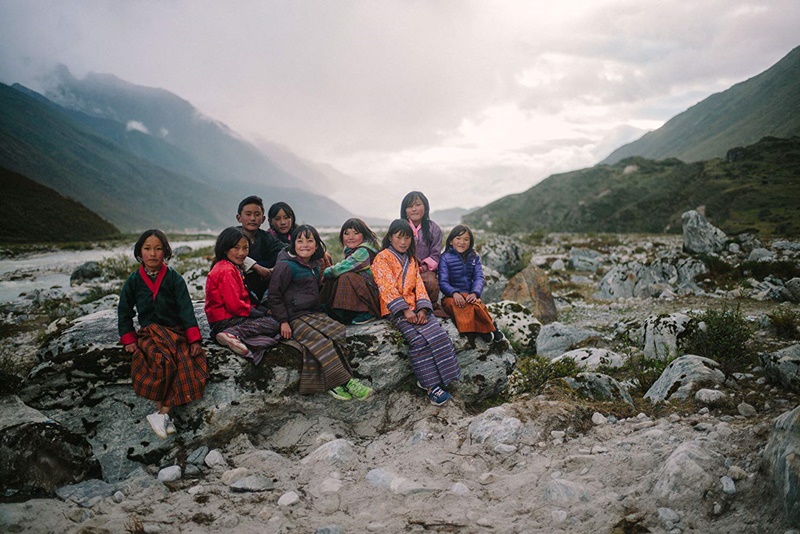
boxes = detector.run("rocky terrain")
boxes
[1,211,799,533]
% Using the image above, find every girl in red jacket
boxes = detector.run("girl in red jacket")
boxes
[204,227,281,365]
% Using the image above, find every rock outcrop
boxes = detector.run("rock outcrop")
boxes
[765,405,800,527]
[682,210,727,254]
[501,264,558,323]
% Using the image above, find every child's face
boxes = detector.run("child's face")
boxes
[450,231,471,254]
[294,232,317,260]
[342,228,364,249]
[390,232,412,253]
[141,235,165,271]
[236,203,264,234]
[405,198,425,224]
[271,209,293,235]
[226,237,250,266]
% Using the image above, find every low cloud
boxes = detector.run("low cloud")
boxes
[125,120,150,134]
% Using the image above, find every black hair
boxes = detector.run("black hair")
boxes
[267,201,297,235]
[211,226,250,267]
[338,218,379,249]
[133,229,172,263]
[445,224,475,254]
[238,195,265,215]
[289,224,326,261]
[382,219,417,259]
[400,191,433,245]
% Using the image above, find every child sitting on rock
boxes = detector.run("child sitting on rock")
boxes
[321,218,381,325]
[438,224,504,342]
[235,195,287,303]
[118,229,208,439]
[372,219,460,406]
[204,227,282,365]
[400,191,443,308]
[268,224,373,401]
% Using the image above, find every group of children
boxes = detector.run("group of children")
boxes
[118,192,504,439]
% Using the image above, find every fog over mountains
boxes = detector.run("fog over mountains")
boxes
[1,65,353,232]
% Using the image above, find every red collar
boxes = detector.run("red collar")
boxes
[139,263,167,301]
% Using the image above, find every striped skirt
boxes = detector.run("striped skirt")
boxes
[390,313,460,389]
[209,315,281,366]
[321,271,381,320]
[130,323,208,407]
[285,312,353,394]
[441,295,496,334]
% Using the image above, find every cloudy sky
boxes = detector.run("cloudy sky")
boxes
[1,1,799,219]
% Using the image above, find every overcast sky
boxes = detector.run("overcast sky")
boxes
[1,1,799,219]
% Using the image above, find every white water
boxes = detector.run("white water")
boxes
[0,239,215,304]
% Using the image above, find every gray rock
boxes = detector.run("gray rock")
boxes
[682,210,727,254]
[230,475,275,492]
[157,465,181,483]
[542,479,590,504]
[477,235,525,277]
[468,406,523,447]
[315,526,345,534]
[278,490,300,506]
[591,412,608,425]
[300,439,358,467]
[658,507,680,524]
[596,257,707,300]
[643,313,692,361]
[760,344,800,393]
[644,355,726,403]
[748,248,774,262]
[487,300,542,351]
[720,475,736,495]
[70,261,103,285]
[536,322,604,360]
[0,396,100,496]
[186,445,209,466]
[764,406,800,527]
[479,265,509,304]
[737,402,757,417]
[450,482,471,495]
[652,442,722,503]
[569,247,604,272]
[561,373,635,408]
[553,348,626,370]
[55,478,117,508]
[786,278,800,303]
[204,449,227,468]
[695,389,727,406]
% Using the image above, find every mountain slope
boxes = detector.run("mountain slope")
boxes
[603,45,800,164]
[464,136,800,237]
[0,82,236,232]
[0,166,119,243]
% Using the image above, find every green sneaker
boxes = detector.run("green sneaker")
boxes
[328,386,352,401]
[346,378,373,400]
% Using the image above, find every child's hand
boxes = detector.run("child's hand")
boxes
[416,310,428,324]
[466,293,478,304]
[452,293,466,308]
[189,342,204,357]
[418,263,429,273]
[253,265,272,279]
[280,322,292,339]
[124,342,138,354]
[403,309,418,324]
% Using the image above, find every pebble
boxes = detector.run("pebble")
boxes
[187,485,204,495]
[720,476,736,495]
[727,466,748,481]
[450,482,471,495]
[621,443,632,451]
[216,515,239,528]
[479,472,497,485]
[737,402,757,417]
[719,415,735,422]
[550,471,562,479]
[221,467,250,486]
[591,445,608,454]
[552,510,567,523]
[658,507,680,523]
[231,475,275,493]
[477,518,493,527]
[205,449,227,468]
[632,421,655,431]
[315,526,344,534]
[112,491,125,503]
[278,491,300,506]
[694,423,713,432]
[592,412,608,425]
[697,407,709,415]
[186,445,209,466]
[366,523,386,532]
[157,465,182,483]
[712,503,723,516]
[551,430,566,439]
[494,443,517,454]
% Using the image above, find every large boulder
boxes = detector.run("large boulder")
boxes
[476,235,525,277]
[501,265,558,323]
[595,257,707,300]
[69,261,103,285]
[569,247,604,272]
[651,441,723,504]
[486,300,542,351]
[536,322,604,360]
[17,303,516,482]
[642,313,692,361]
[760,344,800,393]
[559,372,634,408]
[644,355,726,403]
[682,210,727,254]
[764,405,800,527]
[552,348,626,370]
[0,395,101,497]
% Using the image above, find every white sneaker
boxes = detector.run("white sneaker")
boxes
[165,415,176,435]
[146,412,168,439]
[216,332,249,355]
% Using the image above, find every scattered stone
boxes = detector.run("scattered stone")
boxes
[450,482,471,495]
[157,465,181,483]
[760,344,800,394]
[278,491,300,506]
[720,476,736,495]
[695,388,727,406]
[55,479,117,508]
[221,467,250,486]
[764,405,800,527]
[643,313,691,361]
[186,445,210,465]
[536,322,603,359]
[479,472,497,485]
[315,526,344,534]
[644,355,725,403]
[112,491,125,503]
[738,402,757,417]
[727,466,748,481]
[494,443,517,454]
[230,475,275,492]
[658,507,680,523]
[204,449,227,468]
[592,412,608,425]
[553,348,626,370]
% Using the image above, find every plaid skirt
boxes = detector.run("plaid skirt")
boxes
[210,315,281,366]
[130,323,208,407]
[321,271,381,318]
[285,312,352,394]
[390,313,460,389]
[441,295,495,334]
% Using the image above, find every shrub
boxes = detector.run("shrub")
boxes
[99,254,138,280]
[769,306,800,339]
[680,304,753,379]
[624,353,672,396]
[507,355,580,396]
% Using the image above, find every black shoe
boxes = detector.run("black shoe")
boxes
[492,329,505,342]
[480,332,494,342]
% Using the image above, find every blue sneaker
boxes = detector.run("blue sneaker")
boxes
[351,313,375,325]
[427,386,452,406]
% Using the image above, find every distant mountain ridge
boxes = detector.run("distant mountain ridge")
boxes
[464,136,800,237]
[603,45,800,164]
[0,65,355,231]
